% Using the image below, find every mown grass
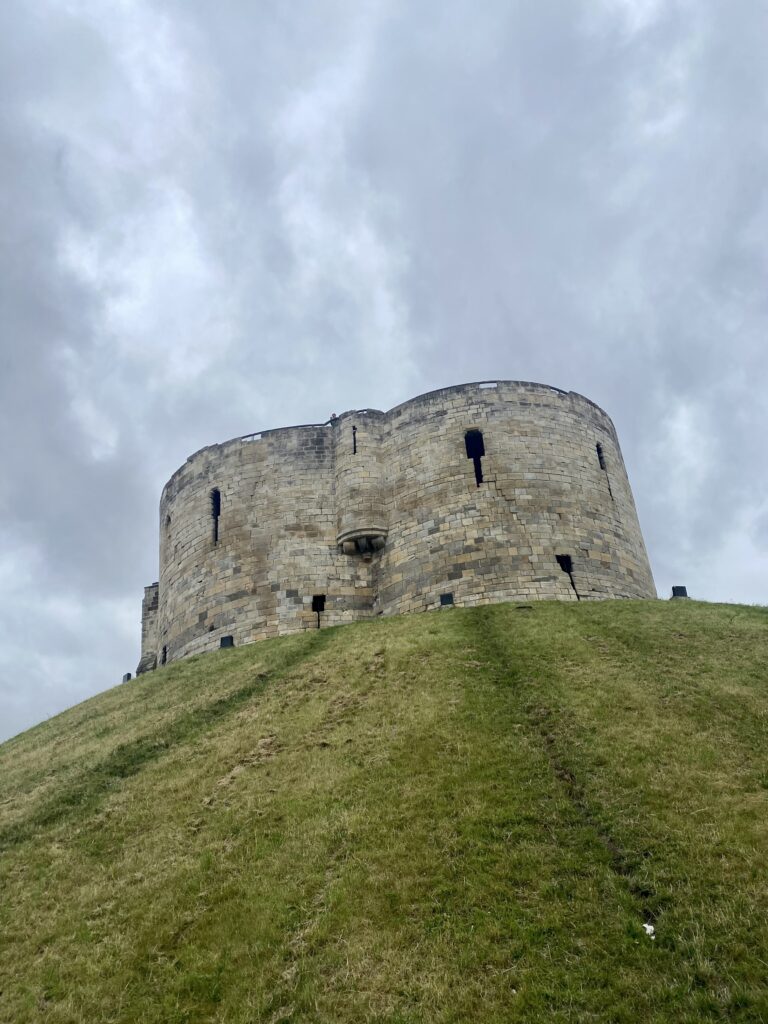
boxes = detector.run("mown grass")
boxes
[0,600,767,1022]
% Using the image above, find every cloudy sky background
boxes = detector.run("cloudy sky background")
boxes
[1,0,767,741]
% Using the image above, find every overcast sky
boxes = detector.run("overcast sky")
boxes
[1,0,767,742]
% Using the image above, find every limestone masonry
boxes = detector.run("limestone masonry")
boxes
[137,381,656,673]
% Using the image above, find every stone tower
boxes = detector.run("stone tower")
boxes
[137,381,655,673]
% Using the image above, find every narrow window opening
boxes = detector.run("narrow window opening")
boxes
[352,425,357,454]
[440,592,454,606]
[211,488,221,543]
[464,429,485,486]
[312,593,326,628]
[556,554,580,601]
[161,645,167,665]
[595,442,614,499]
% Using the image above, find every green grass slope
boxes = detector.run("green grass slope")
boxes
[1,601,767,1023]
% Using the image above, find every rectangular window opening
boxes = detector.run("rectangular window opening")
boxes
[211,488,221,543]
[595,443,614,499]
[352,425,357,454]
[556,554,580,601]
[555,554,573,574]
[464,429,485,486]
[161,645,167,665]
[440,592,454,606]
[312,593,326,629]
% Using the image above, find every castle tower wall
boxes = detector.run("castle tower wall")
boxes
[333,410,387,552]
[138,382,655,673]
[375,382,654,613]
[153,425,377,665]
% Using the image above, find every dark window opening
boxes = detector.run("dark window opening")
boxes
[595,442,614,499]
[465,429,485,486]
[165,514,171,532]
[352,425,357,454]
[220,635,234,648]
[312,593,326,628]
[556,554,580,601]
[440,592,454,606]
[211,488,221,543]
[161,645,167,665]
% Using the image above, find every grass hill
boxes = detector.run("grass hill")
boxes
[1,600,767,1023]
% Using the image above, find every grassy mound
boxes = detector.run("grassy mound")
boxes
[1,600,767,1022]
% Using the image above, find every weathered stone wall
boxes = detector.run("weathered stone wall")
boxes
[137,381,656,673]
[375,383,652,612]
[137,583,159,673]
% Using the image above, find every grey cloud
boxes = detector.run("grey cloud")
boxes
[1,0,767,739]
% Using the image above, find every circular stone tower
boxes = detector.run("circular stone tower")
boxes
[137,381,655,673]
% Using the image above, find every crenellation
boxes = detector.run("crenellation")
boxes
[136,381,656,673]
